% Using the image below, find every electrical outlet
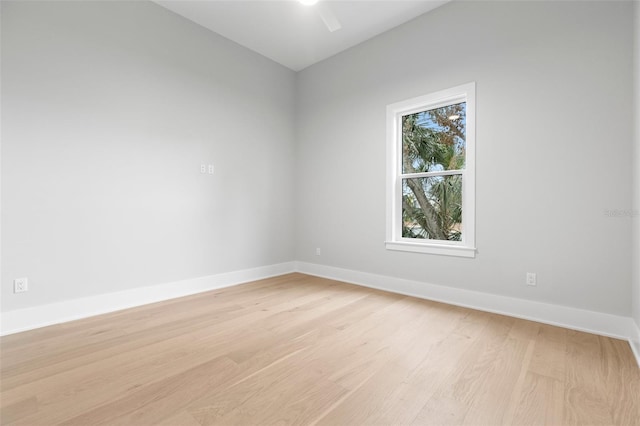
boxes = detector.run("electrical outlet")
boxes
[208,164,215,174]
[316,248,321,256]
[14,277,28,293]
[526,272,537,286]
[200,164,206,174]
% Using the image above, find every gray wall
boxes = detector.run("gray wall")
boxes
[295,1,634,315]
[1,1,296,311]
[2,1,636,320]
[633,1,640,329]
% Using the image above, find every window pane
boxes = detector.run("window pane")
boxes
[402,102,466,174]
[402,175,462,241]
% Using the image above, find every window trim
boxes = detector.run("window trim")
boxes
[385,82,476,258]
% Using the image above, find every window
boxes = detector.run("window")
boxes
[386,82,476,257]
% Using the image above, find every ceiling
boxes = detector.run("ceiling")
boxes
[153,0,449,71]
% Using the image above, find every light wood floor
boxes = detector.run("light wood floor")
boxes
[1,273,639,425]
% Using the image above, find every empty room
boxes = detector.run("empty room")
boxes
[1,0,640,424]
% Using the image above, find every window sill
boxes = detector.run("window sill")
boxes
[385,241,476,258]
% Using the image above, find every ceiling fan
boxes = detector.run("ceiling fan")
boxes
[299,0,342,32]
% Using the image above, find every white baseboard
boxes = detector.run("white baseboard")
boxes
[3,259,640,368]
[0,262,296,336]
[630,321,640,368]
[296,261,640,365]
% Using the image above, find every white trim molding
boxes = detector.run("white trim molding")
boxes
[2,259,639,368]
[630,321,640,368]
[385,241,476,258]
[0,262,296,336]
[296,261,640,367]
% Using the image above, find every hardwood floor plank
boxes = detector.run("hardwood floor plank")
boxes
[364,309,487,425]
[563,331,616,425]
[58,356,239,426]
[528,323,568,381]
[412,314,516,425]
[157,410,202,426]
[511,372,565,426]
[0,397,38,425]
[497,338,536,426]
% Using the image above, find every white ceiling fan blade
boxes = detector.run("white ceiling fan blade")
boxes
[318,4,342,32]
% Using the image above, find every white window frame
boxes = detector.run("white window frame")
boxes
[385,82,476,258]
